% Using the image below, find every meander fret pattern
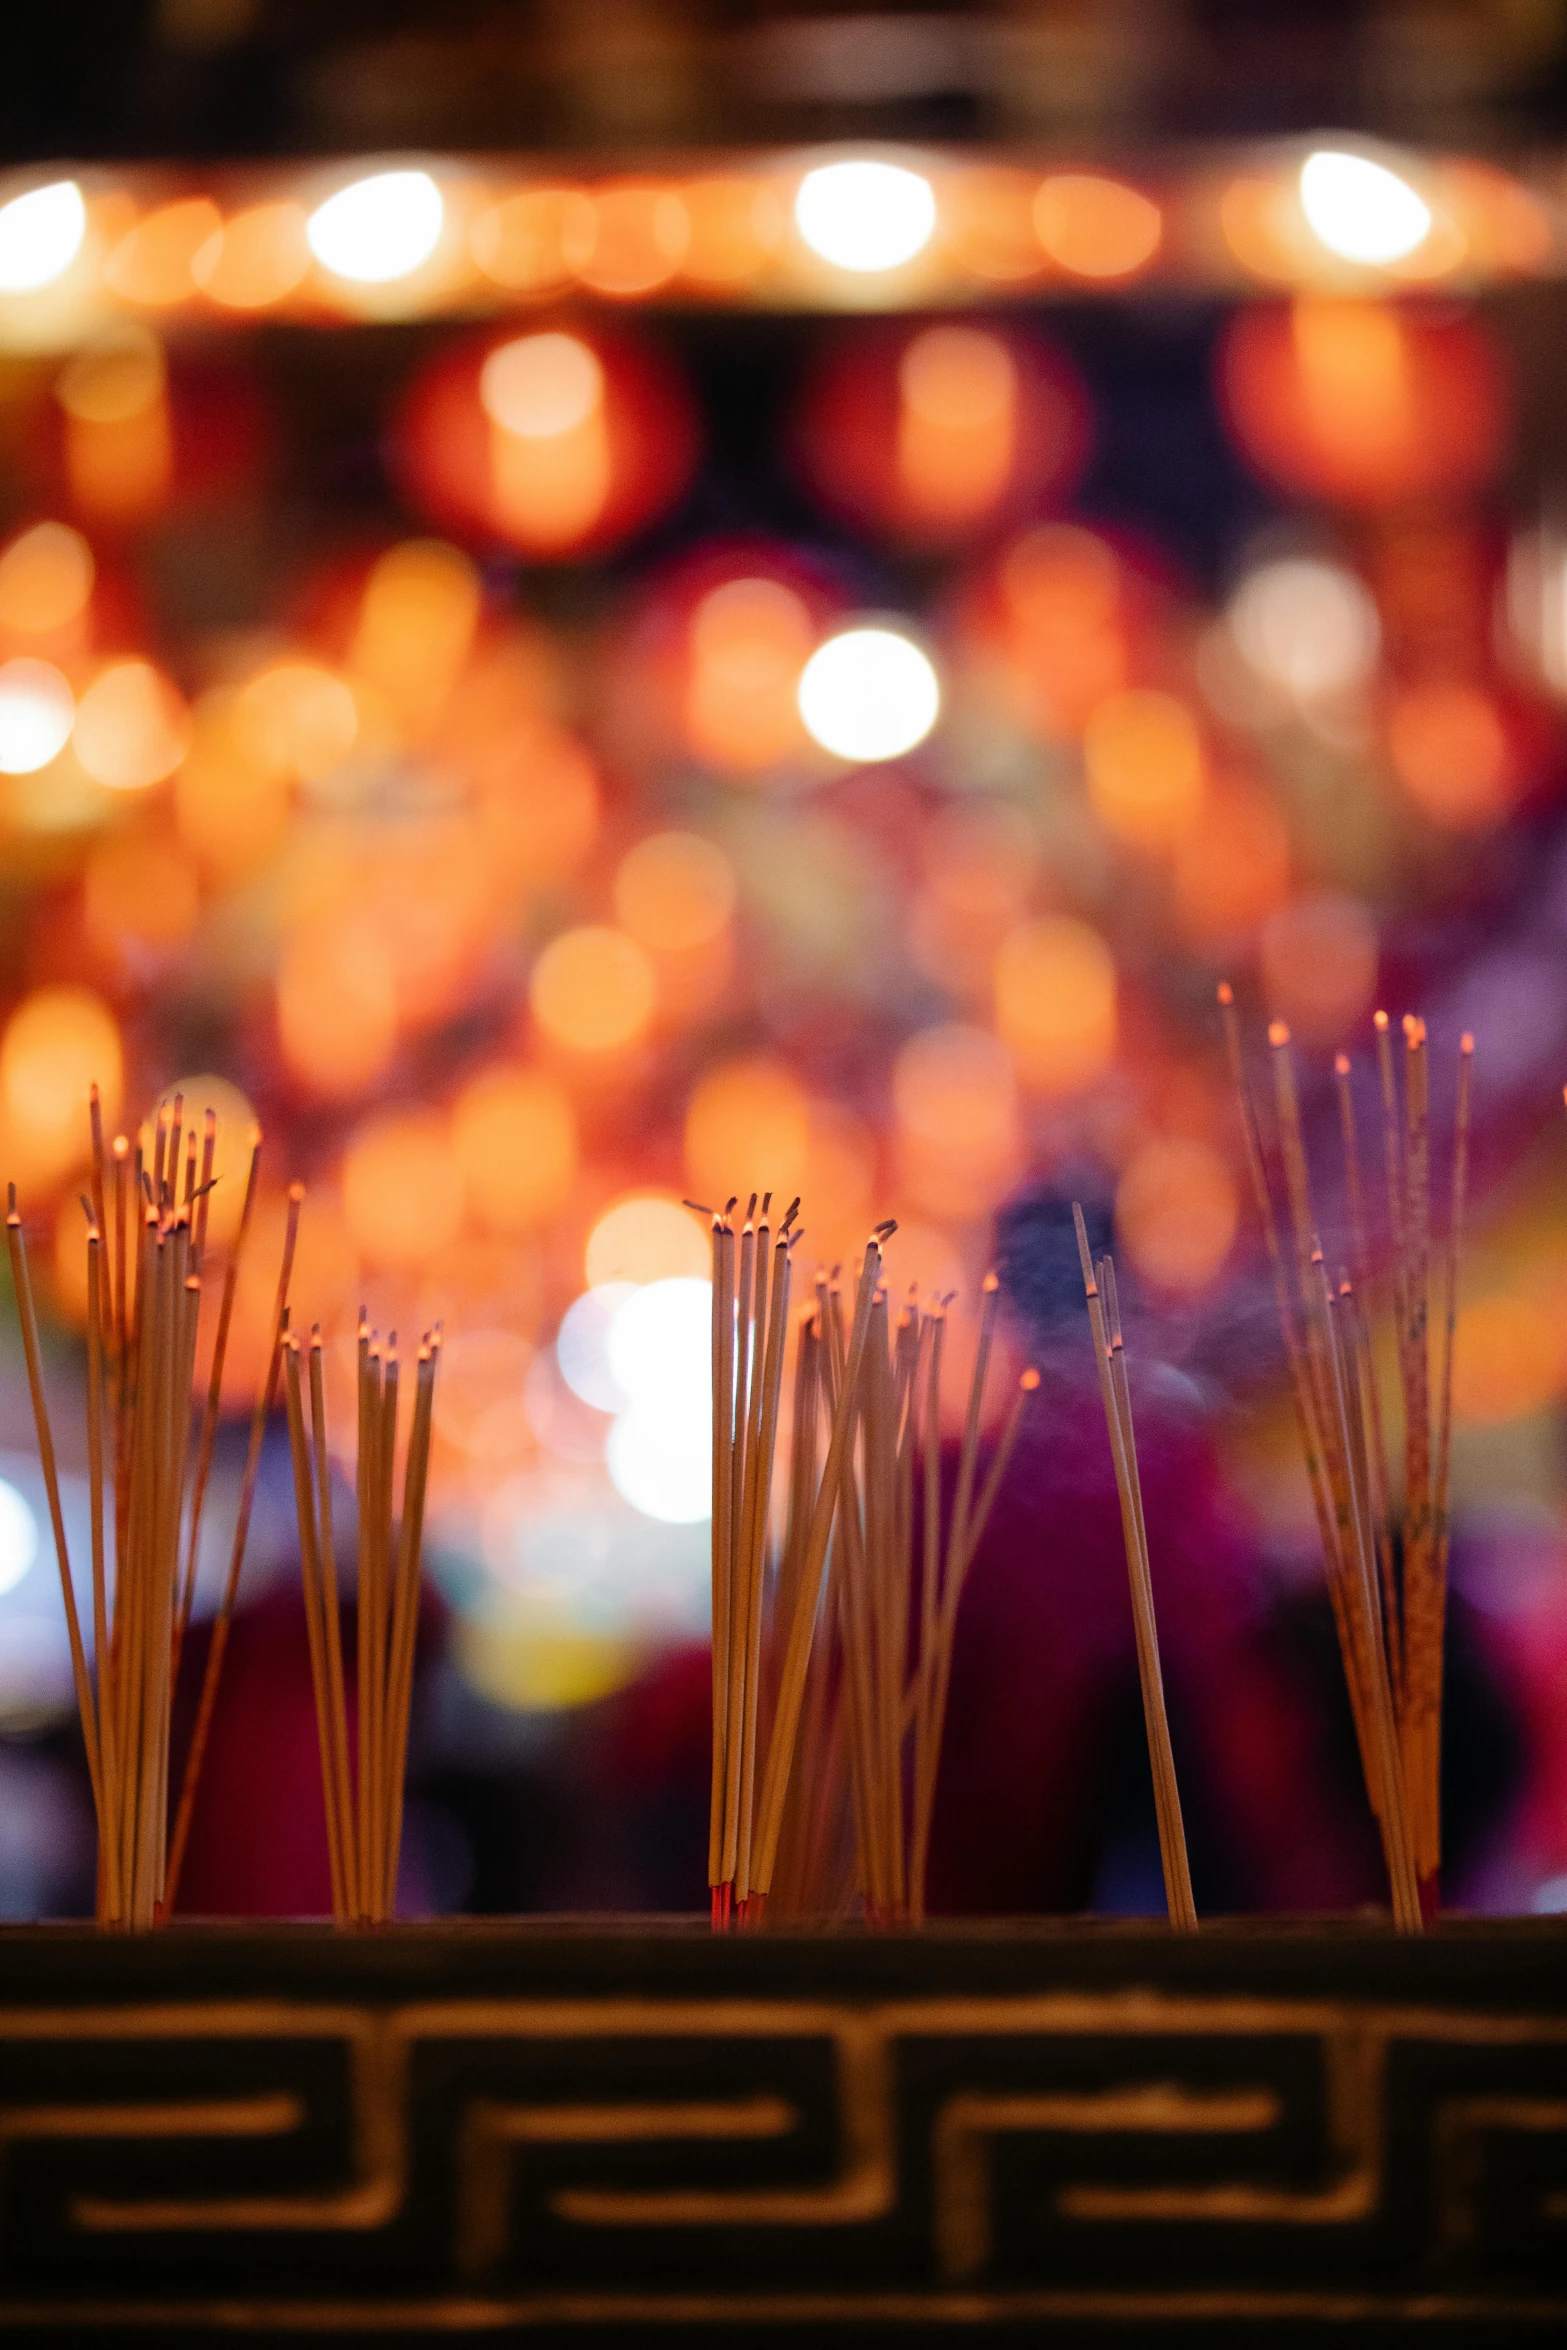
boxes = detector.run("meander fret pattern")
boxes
[1,1984,1566,2324]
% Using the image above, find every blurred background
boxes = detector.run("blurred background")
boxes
[2,0,1567,1920]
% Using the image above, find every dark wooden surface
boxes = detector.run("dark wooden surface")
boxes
[1,1916,1565,2340]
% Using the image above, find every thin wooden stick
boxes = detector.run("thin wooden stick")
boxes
[707,1211,735,1917]
[1074,1208,1196,1931]
[284,1335,347,1923]
[85,1220,122,1926]
[164,1181,302,1913]
[310,1327,356,1920]
[172,1127,262,1677]
[7,1192,104,1830]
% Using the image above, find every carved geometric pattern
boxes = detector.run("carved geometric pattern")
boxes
[1,1933,1566,2330]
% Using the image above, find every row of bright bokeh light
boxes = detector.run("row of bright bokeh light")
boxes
[0,142,1558,341]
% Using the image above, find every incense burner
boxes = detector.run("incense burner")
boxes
[1,1917,1564,2338]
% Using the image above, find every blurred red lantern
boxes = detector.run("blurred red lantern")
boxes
[393,320,698,561]
[38,330,270,530]
[1218,298,1508,509]
[789,316,1090,548]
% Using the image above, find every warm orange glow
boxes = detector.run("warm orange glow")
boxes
[1219,172,1316,284]
[104,197,222,308]
[84,825,200,963]
[585,1193,709,1288]
[432,1327,536,1474]
[1083,689,1206,852]
[221,1184,359,1411]
[1453,1294,1561,1425]
[56,330,173,521]
[996,525,1127,737]
[470,187,580,291]
[342,1105,461,1269]
[0,521,94,637]
[910,803,1040,1000]
[893,1022,1020,1220]
[680,176,783,288]
[1386,681,1515,830]
[566,180,689,297]
[473,723,601,892]
[73,660,190,790]
[0,985,123,1190]
[451,1063,578,1235]
[276,916,398,1098]
[1221,299,1506,510]
[481,331,611,553]
[801,1098,878,1260]
[1260,893,1378,1044]
[372,818,495,1033]
[1034,173,1162,280]
[946,166,1048,283]
[1443,161,1553,277]
[51,1186,92,1328]
[233,660,358,784]
[614,830,736,952]
[1117,1137,1238,1293]
[684,1055,811,1205]
[896,325,1017,527]
[1173,785,1291,950]
[993,915,1117,1095]
[148,1073,256,1250]
[684,576,814,774]
[194,200,311,310]
[173,688,291,881]
[530,925,656,1056]
[350,539,480,740]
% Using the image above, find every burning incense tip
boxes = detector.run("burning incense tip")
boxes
[761,1191,772,1215]
[982,1270,999,1294]
[682,1199,713,1216]
[1335,1053,1351,1076]
[288,1179,305,1204]
[1373,1008,1389,1032]
[873,1218,898,1239]
[1461,1033,1474,1056]
[112,1135,128,1159]
[1267,1020,1290,1048]
[724,1196,738,1214]
[1021,1367,1041,1391]
[1216,980,1233,1006]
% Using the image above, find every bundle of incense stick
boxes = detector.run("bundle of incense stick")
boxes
[283,1315,439,1924]
[6,1089,298,1927]
[1219,987,1472,1931]
[1073,1207,1196,1933]
[701,1197,1037,1929]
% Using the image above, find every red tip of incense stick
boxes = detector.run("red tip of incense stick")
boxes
[1461,1032,1474,1055]
[1267,1020,1290,1047]
[1373,1008,1389,1032]
[1334,1053,1350,1076]
[1216,980,1233,1006]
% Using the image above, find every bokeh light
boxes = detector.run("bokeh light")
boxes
[685,1055,811,1205]
[307,169,444,284]
[350,539,480,740]
[0,659,74,774]
[0,1478,38,1596]
[1034,173,1161,279]
[73,661,189,790]
[585,1195,709,1289]
[614,832,736,953]
[480,330,610,553]
[681,174,783,288]
[234,660,358,785]
[0,522,94,638]
[568,180,689,297]
[1386,681,1516,830]
[893,1022,1020,1220]
[993,916,1117,1095]
[0,181,86,294]
[794,159,936,273]
[0,986,122,1192]
[1260,893,1378,1044]
[276,917,398,1099]
[194,200,311,310]
[1299,150,1431,266]
[1228,556,1381,702]
[557,1285,632,1413]
[993,524,1128,738]
[54,327,173,521]
[451,1064,578,1234]
[530,925,656,1056]
[896,324,1017,527]
[605,1278,712,1523]
[1452,1295,1561,1425]
[797,624,939,762]
[684,576,815,774]
[1082,688,1207,852]
[1173,784,1292,952]
[105,197,222,308]
[342,1104,461,1268]
[83,825,200,965]
[1116,1137,1238,1293]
